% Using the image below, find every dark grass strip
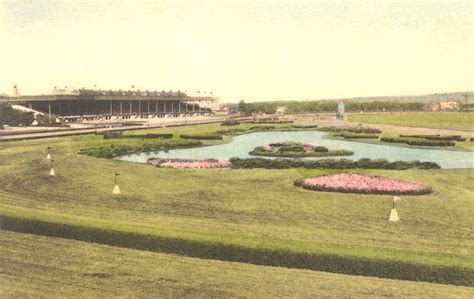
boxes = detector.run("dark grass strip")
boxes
[0,214,472,286]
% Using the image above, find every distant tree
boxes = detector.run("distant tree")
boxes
[238,100,248,115]
[0,103,34,127]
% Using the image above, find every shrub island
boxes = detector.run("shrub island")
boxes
[148,158,231,169]
[294,173,432,195]
[249,142,353,157]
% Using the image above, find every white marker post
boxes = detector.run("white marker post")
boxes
[46,146,51,160]
[49,160,55,177]
[112,172,121,195]
[389,196,400,222]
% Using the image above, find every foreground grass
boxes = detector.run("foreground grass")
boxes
[1,231,473,298]
[0,123,473,286]
[348,112,474,131]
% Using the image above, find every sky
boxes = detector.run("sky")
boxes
[0,0,472,102]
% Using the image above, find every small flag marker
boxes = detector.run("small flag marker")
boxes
[389,196,400,222]
[49,159,55,176]
[112,173,121,195]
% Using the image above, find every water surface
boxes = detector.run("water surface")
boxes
[117,131,474,169]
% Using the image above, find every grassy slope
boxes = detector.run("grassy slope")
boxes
[2,231,473,298]
[0,124,473,270]
[348,112,474,131]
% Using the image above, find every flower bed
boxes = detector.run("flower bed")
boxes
[148,158,231,169]
[296,173,432,195]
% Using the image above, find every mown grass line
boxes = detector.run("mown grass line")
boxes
[1,214,472,286]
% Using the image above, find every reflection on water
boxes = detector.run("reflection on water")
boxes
[117,131,474,169]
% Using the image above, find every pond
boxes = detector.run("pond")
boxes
[117,131,474,169]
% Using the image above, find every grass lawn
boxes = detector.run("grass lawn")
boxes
[2,230,473,298]
[348,112,474,131]
[0,123,473,292]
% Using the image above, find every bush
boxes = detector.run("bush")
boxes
[291,125,318,129]
[249,126,276,130]
[79,140,203,158]
[319,126,382,134]
[103,132,173,139]
[333,132,380,139]
[221,119,240,126]
[216,129,246,135]
[0,103,34,127]
[400,135,465,141]
[381,137,455,147]
[229,158,441,170]
[180,134,223,140]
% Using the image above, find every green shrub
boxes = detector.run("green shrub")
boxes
[216,129,247,135]
[249,126,276,130]
[291,125,319,129]
[333,132,380,139]
[399,135,465,141]
[180,134,223,140]
[381,137,455,147]
[229,158,440,170]
[103,132,173,139]
[319,126,382,134]
[221,119,240,126]
[79,140,203,158]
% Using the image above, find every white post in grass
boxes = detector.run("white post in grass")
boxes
[49,160,55,176]
[46,146,51,160]
[389,196,400,222]
[112,172,121,195]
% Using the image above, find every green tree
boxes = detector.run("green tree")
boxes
[0,103,34,127]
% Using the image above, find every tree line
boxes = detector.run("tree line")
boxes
[235,100,426,115]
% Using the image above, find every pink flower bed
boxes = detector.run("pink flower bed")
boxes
[148,158,231,169]
[300,173,431,195]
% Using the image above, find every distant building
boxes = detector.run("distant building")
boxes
[52,86,80,95]
[431,102,459,111]
[275,106,288,115]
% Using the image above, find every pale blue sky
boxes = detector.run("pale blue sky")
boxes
[0,0,472,102]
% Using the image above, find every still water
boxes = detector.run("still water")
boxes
[117,131,474,169]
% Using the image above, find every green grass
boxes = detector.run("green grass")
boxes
[349,112,474,131]
[3,231,473,298]
[0,123,473,291]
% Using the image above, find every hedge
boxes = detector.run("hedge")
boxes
[229,158,441,170]
[180,134,223,140]
[399,135,465,141]
[103,133,173,139]
[319,126,382,134]
[221,119,240,126]
[381,137,455,147]
[249,126,276,130]
[216,129,247,135]
[1,215,471,286]
[333,132,380,139]
[291,125,319,129]
[79,140,203,158]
